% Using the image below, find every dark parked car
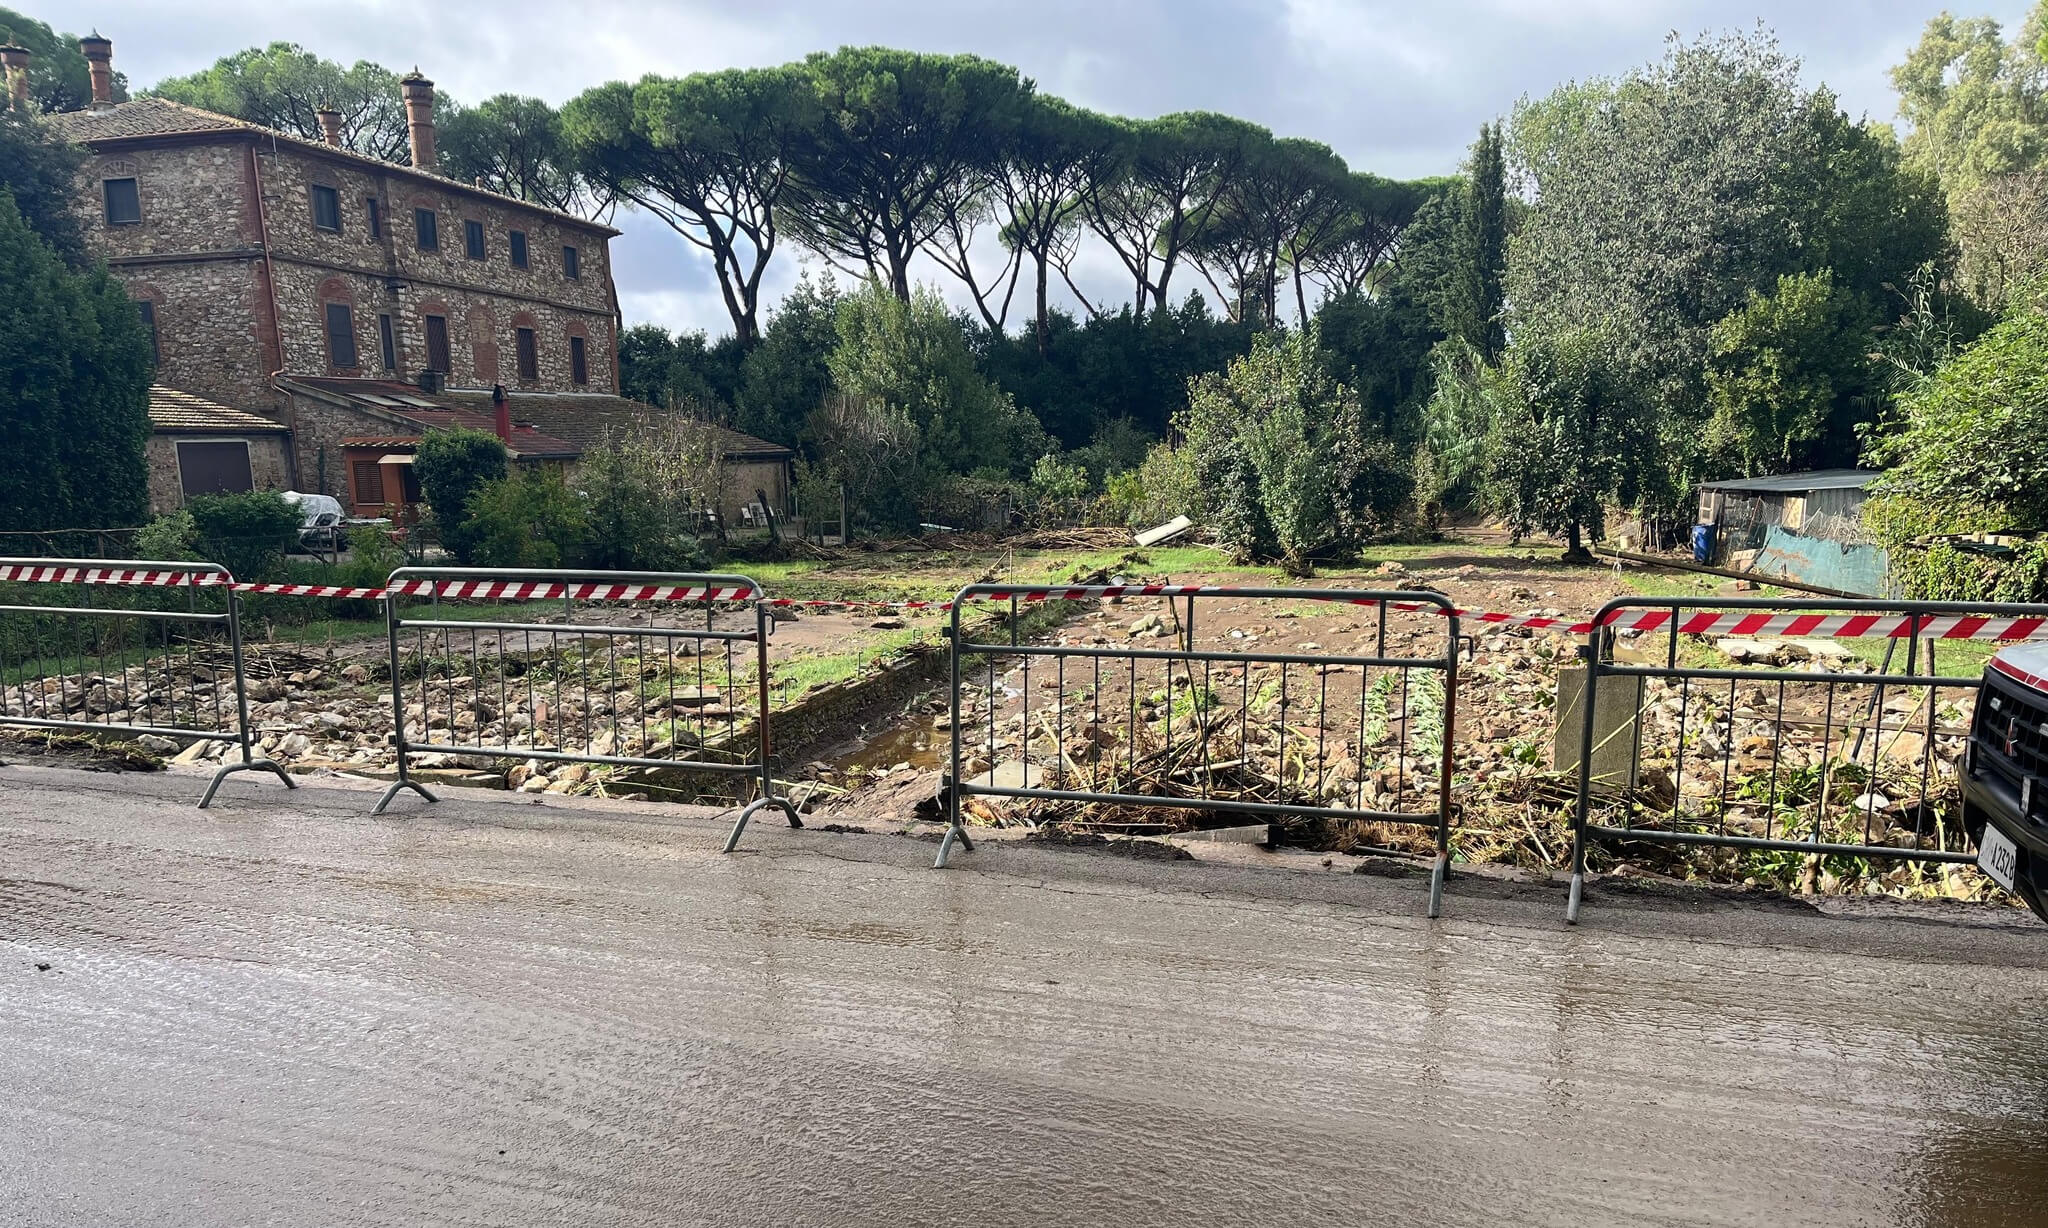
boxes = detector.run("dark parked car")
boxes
[1965,643,2048,922]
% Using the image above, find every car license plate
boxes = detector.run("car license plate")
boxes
[1979,824,2021,893]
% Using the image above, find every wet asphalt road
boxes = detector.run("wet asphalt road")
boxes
[3,766,2048,1227]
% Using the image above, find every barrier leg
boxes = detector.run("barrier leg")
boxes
[197,755,297,809]
[722,795,802,853]
[201,588,298,809]
[934,603,973,870]
[933,819,975,869]
[1427,850,1448,919]
[372,591,436,816]
[1565,629,1605,925]
[372,774,438,816]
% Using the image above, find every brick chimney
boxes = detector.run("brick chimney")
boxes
[316,106,343,147]
[491,384,511,444]
[78,33,112,109]
[0,43,28,111]
[399,70,436,172]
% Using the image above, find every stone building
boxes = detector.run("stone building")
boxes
[13,37,793,527]
[144,386,294,513]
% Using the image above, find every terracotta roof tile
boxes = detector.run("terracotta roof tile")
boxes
[147,385,288,433]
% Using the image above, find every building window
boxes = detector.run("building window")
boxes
[310,184,341,232]
[464,219,485,260]
[515,328,539,381]
[352,458,386,508]
[366,196,382,238]
[569,334,587,385]
[509,230,528,268]
[177,441,255,498]
[103,177,141,225]
[415,207,438,251]
[424,314,450,373]
[378,313,396,370]
[324,302,358,369]
[137,301,159,365]
[561,245,580,279]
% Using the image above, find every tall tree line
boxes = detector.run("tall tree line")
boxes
[134,40,1444,347]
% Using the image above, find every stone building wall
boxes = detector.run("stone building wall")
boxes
[257,141,617,393]
[76,141,283,414]
[115,259,278,413]
[74,142,259,257]
[278,393,408,510]
[73,132,620,421]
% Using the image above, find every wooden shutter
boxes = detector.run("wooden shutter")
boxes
[351,459,386,508]
[425,315,450,373]
[325,303,357,369]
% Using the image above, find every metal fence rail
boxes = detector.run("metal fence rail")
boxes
[939,583,1462,915]
[373,567,798,846]
[0,558,293,806]
[1565,595,2048,923]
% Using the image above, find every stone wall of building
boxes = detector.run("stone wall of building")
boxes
[115,259,279,414]
[256,141,617,394]
[73,130,620,423]
[75,141,259,257]
[278,391,409,510]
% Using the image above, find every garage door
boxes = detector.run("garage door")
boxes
[177,440,255,497]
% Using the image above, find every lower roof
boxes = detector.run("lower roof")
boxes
[149,385,289,434]
[279,376,795,461]
[1699,469,1880,495]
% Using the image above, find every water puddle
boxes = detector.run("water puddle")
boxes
[822,717,947,777]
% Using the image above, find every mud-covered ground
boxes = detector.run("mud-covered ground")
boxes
[1,535,2010,905]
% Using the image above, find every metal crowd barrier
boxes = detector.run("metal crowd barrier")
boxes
[938,583,1462,915]
[0,558,294,807]
[372,567,798,846]
[1564,595,2048,923]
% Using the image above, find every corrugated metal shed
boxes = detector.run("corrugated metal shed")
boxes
[1698,469,1880,494]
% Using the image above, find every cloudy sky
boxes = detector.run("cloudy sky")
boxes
[19,0,2036,336]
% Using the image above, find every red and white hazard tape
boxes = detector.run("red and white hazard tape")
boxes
[6,567,2046,642]
[0,564,224,587]
[384,578,756,603]
[232,581,389,599]
[1596,608,2048,642]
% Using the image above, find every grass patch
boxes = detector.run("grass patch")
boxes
[773,626,933,698]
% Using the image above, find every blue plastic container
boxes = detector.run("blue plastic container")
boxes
[1692,523,1715,563]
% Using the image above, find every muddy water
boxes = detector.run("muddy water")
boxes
[4,769,2048,1226]
[825,717,947,775]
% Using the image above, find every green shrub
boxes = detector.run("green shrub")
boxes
[1865,288,2048,600]
[414,428,508,564]
[133,510,198,561]
[920,475,1032,532]
[1101,443,1198,529]
[1179,326,1411,573]
[183,490,301,581]
[464,469,586,568]
[574,433,706,571]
